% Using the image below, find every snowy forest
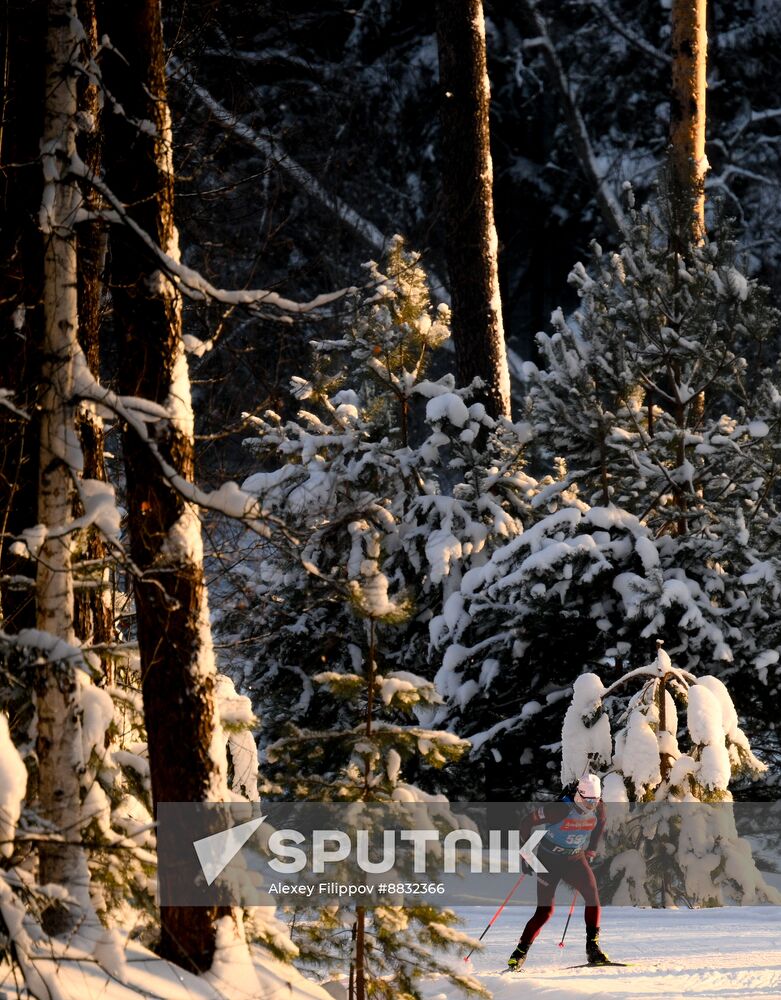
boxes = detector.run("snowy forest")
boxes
[2,1,781,998]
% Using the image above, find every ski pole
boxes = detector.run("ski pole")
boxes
[558,889,579,948]
[464,871,528,961]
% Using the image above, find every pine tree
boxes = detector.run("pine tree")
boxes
[523,196,781,739]
[225,240,537,996]
[272,632,481,1000]
[432,494,660,797]
[432,195,781,797]
[100,0,233,968]
[228,239,532,796]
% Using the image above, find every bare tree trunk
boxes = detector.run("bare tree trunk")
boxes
[436,0,511,419]
[355,906,366,1000]
[72,0,113,671]
[670,0,708,245]
[99,0,229,970]
[351,620,376,998]
[669,2,708,491]
[348,920,356,1000]
[655,642,672,906]
[656,678,673,781]
[36,0,88,929]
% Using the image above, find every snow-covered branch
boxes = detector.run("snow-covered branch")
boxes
[72,156,354,314]
[170,58,387,252]
[0,389,30,420]
[70,353,277,537]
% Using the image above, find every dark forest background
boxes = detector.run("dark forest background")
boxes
[166,0,781,482]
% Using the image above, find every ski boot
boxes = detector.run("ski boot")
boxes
[507,943,529,971]
[585,929,610,966]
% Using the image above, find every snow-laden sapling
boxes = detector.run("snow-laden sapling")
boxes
[232,240,502,997]
[230,237,532,796]
[561,642,780,907]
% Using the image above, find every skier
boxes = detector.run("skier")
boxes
[507,773,610,970]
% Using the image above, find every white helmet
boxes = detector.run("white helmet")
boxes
[577,773,602,800]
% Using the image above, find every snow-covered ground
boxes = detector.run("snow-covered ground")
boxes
[0,934,334,1000]
[429,905,781,1000]
[3,906,779,999]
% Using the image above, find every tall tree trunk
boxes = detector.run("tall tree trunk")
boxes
[73,0,114,670]
[669,0,708,520]
[435,0,511,419]
[0,0,46,633]
[670,0,708,245]
[352,619,376,998]
[99,0,229,970]
[36,0,88,929]
[354,907,366,1000]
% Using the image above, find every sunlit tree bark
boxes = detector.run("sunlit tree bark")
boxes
[73,0,114,668]
[36,0,88,928]
[99,0,230,970]
[436,0,511,419]
[670,0,708,245]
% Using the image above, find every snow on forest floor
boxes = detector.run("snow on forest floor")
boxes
[2,908,780,999]
[0,936,334,1000]
[424,905,781,1000]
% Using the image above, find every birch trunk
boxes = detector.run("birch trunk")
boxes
[99,0,230,970]
[36,0,88,928]
[670,0,708,245]
[436,0,511,419]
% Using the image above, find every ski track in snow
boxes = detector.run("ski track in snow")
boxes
[424,906,781,999]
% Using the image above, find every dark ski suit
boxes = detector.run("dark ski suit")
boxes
[518,796,606,947]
